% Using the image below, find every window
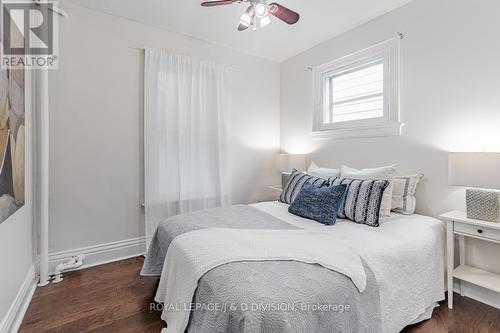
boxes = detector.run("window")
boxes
[313,38,402,138]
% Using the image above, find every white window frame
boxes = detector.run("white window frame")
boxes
[312,38,402,139]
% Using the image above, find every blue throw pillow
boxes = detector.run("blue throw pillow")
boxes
[288,183,347,225]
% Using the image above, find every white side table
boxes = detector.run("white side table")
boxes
[440,211,500,309]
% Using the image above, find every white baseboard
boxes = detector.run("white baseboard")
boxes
[48,237,147,275]
[0,265,37,333]
[453,280,500,309]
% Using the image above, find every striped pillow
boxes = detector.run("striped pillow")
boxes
[279,170,329,204]
[330,178,390,227]
[391,174,423,215]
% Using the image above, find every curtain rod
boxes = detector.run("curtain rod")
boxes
[128,47,241,72]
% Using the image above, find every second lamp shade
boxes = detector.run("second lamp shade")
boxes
[449,152,500,189]
[276,154,306,173]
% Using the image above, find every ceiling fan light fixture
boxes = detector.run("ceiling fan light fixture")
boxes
[254,3,269,18]
[259,15,271,27]
[239,6,254,27]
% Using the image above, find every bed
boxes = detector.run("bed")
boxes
[141,201,445,333]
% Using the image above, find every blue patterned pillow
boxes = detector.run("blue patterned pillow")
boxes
[330,178,389,227]
[288,183,348,225]
[279,169,329,204]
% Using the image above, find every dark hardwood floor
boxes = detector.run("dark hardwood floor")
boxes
[19,257,500,333]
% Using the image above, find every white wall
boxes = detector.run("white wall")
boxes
[48,3,280,254]
[280,0,500,306]
[0,70,35,330]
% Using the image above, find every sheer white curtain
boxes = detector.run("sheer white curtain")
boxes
[144,49,232,248]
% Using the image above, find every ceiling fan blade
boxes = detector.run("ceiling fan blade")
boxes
[268,3,300,24]
[201,0,236,7]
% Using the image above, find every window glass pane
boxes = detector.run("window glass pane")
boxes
[325,62,384,124]
[331,95,383,123]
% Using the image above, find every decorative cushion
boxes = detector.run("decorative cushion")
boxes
[330,178,390,227]
[288,183,348,225]
[307,162,341,179]
[391,174,424,215]
[340,165,397,217]
[279,170,329,204]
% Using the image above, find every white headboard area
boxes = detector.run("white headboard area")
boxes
[302,141,459,218]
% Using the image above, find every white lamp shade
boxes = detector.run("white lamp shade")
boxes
[449,152,500,189]
[276,154,306,173]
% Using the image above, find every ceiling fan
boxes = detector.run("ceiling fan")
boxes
[201,0,300,31]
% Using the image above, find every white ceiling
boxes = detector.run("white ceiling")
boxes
[64,0,414,62]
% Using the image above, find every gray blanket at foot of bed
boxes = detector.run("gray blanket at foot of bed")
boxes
[141,205,382,333]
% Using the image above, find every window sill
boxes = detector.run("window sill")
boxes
[312,122,404,140]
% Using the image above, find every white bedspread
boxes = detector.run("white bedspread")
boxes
[155,228,367,333]
[252,201,445,333]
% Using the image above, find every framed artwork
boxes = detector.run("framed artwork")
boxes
[0,17,25,224]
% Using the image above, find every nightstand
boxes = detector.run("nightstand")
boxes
[440,211,500,309]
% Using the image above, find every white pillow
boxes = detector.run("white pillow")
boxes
[391,174,423,215]
[307,162,341,179]
[340,165,397,217]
